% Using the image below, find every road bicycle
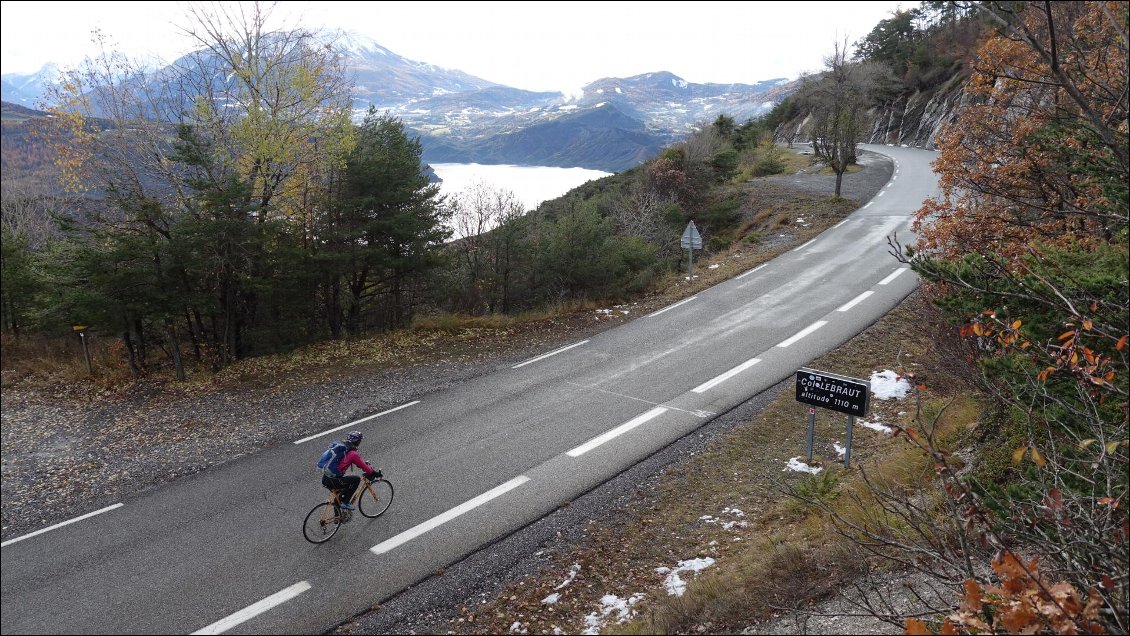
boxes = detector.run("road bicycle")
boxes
[303,472,394,544]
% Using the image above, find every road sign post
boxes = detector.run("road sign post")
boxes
[73,325,93,375]
[795,368,870,467]
[806,407,816,461]
[680,221,702,279]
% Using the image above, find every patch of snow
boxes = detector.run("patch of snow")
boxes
[615,87,623,94]
[555,563,581,590]
[860,419,894,434]
[785,457,823,474]
[834,441,846,458]
[657,558,715,596]
[582,593,644,635]
[559,104,579,111]
[510,621,526,633]
[542,592,561,604]
[871,370,912,400]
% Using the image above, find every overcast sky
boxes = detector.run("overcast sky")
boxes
[1,1,916,92]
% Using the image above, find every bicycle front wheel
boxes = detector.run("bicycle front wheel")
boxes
[303,502,341,543]
[358,479,394,518]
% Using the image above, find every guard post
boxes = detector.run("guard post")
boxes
[73,325,93,375]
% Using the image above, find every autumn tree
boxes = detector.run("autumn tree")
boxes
[44,1,354,371]
[880,2,1128,631]
[799,39,876,196]
[916,1,1128,262]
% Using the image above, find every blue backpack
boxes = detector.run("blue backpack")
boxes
[316,441,350,478]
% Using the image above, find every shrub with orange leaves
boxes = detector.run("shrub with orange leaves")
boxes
[905,553,1108,634]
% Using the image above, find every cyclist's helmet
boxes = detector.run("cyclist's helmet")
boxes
[344,431,363,447]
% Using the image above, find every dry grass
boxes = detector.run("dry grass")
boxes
[0,332,135,390]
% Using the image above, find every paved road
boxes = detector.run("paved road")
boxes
[0,145,939,635]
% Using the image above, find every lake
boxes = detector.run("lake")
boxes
[430,163,612,212]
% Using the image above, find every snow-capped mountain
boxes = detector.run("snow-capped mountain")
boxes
[0,63,60,108]
[1,35,796,171]
[337,32,499,109]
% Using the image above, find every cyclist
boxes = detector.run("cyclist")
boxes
[322,431,381,511]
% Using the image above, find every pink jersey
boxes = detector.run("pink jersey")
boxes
[335,449,375,475]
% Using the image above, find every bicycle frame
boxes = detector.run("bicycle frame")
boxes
[304,472,393,543]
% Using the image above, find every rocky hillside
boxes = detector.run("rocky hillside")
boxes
[776,72,967,150]
[864,73,967,148]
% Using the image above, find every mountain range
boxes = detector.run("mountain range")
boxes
[1,33,796,172]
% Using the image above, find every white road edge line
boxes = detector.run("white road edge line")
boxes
[646,296,698,318]
[566,407,669,457]
[371,476,530,554]
[793,238,817,252]
[293,401,421,444]
[736,264,767,280]
[832,219,848,229]
[878,268,909,285]
[837,291,874,312]
[692,358,761,394]
[1,503,124,548]
[512,340,590,369]
[777,321,829,348]
[191,581,312,635]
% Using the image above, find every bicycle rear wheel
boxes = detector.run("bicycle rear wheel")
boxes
[358,479,394,518]
[303,502,341,543]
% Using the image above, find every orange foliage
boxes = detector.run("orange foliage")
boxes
[915,1,1128,264]
[906,553,1109,634]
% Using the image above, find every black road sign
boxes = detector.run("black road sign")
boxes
[795,368,870,417]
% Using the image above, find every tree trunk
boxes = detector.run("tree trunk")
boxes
[184,309,202,361]
[133,318,149,370]
[166,320,186,381]
[326,278,343,339]
[122,329,141,376]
